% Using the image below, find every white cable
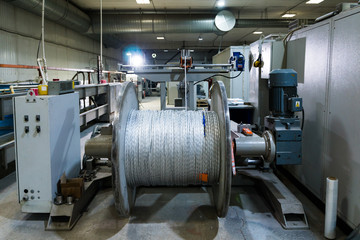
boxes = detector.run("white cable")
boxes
[41,0,48,84]
[100,0,103,69]
[184,63,188,110]
[124,110,220,186]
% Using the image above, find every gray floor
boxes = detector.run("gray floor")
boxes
[0,96,347,240]
[0,172,346,240]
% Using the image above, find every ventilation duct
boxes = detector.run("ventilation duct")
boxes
[5,0,293,48]
[90,14,292,34]
[90,14,222,34]
[5,0,91,33]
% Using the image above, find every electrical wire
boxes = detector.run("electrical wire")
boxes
[193,71,243,85]
[36,33,42,60]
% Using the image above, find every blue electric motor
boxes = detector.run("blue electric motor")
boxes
[269,69,302,117]
[265,69,303,165]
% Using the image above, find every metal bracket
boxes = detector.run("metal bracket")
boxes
[45,170,111,231]
[237,169,309,229]
[25,90,37,103]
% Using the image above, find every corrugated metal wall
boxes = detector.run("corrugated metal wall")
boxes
[286,7,360,229]
[0,1,121,83]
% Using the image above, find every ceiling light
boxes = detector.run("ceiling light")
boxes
[136,0,150,4]
[306,0,324,4]
[164,49,168,52]
[157,36,165,40]
[253,31,263,34]
[126,52,132,56]
[198,37,203,41]
[216,0,225,7]
[282,13,296,18]
[131,55,145,67]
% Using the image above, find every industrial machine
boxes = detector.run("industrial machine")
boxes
[230,69,306,229]
[13,91,81,213]
[11,49,306,230]
[265,69,302,165]
[118,49,243,110]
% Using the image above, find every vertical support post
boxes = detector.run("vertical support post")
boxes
[160,83,166,110]
[188,82,196,110]
[97,56,101,84]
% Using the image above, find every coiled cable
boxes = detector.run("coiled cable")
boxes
[124,110,221,187]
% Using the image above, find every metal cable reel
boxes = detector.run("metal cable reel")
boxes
[111,81,232,218]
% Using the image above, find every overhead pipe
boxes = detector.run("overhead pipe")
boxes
[90,14,222,34]
[5,0,293,47]
[4,0,91,33]
[90,14,293,35]
[235,19,292,28]
[5,0,123,48]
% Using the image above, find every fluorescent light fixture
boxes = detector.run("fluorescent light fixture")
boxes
[189,50,195,52]
[157,36,165,40]
[253,31,263,34]
[216,0,225,7]
[306,0,324,4]
[126,52,132,56]
[131,55,144,67]
[198,37,203,41]
[136,0,150,4]
[282,13,296,18]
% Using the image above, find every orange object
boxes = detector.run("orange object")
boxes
[199,173,208,183]
[180,56,193,69]
[242,128,253,136]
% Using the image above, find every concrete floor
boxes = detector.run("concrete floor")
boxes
[140,96,162,110]
[0,96,347,240]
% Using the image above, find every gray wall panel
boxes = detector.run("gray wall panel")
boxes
[325,11,360,227]
[287,22,331,200]
[286,7,360,228]
[0,1,121,83]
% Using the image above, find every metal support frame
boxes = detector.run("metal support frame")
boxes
[237,169,308,229]
[118,62,234,110]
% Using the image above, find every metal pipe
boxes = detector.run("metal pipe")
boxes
[90,14,221,34]
[235,19,292,28]
[234,136,266,157]
[233,130,275,163]
[85,135,112,158]
[90,14,293,34]
[315,11,338,22]
[97,56,101,84]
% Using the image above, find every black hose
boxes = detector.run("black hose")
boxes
[193,71,243,85]
[301,107,305,131]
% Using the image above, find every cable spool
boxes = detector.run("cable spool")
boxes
[111,81,231,218]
